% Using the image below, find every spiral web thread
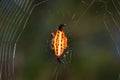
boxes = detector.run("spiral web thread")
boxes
[0,0,48,80]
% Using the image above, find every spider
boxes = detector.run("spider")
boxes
[51,24,68,63]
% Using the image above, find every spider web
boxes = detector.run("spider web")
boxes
[103,0,120,56]
[0,0,48,80]
[103,0,120,80]
[49,0,120,80]
[0,0,120,80]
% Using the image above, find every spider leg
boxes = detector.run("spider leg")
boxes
[51,38,54,50]
[50,44,54,50]
[51,32,55,37]
[64,46,72,63]
[57,57,64,64]
[67,49,72,63]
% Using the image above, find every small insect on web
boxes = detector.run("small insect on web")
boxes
[51,24,72,64]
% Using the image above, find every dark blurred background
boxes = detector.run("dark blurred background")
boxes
[0,0,120,80]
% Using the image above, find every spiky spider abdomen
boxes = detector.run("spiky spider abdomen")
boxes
[51,24,68,63]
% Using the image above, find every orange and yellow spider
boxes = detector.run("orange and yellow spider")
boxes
[51,24,68,63]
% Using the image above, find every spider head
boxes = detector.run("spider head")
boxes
[58,24,66,31]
